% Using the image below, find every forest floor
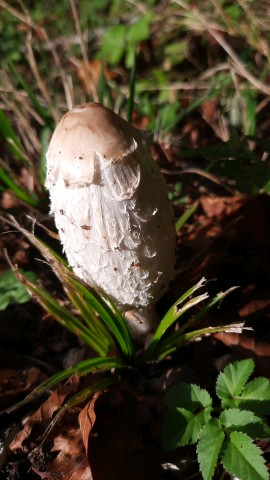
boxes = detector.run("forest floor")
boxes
[1,1,270,479]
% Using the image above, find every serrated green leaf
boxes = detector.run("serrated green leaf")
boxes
[216,359,254,405]
[162,406,212,450]
[197,418,225,480]
[237,378,270,415]
[220,409,270,438]
[165,383,212,411]
[221,432,268,480]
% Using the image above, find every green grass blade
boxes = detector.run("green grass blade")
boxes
[13,267,110,356]
[70,278,134,359]
[98,64,106,104]
[0,110,28,163]
[0,168,40,207]
[144,278,208,360]
[175,287,240,337]
[64,283,116,353]
[9,63,54,125]
[155,323,246,359]
[36,357,125,394]
[100,290,134,357]
[175,200,199,232]
[40,126,52,185]
[3,357,125,415]
[6,217,133,358]
[158,88,217,135]
[127,49,136,123]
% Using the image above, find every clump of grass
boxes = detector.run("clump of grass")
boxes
[1,215,247,420]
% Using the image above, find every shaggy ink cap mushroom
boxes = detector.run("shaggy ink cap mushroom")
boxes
[46,103,176,336]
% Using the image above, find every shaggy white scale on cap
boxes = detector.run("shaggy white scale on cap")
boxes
[46,103,175,335]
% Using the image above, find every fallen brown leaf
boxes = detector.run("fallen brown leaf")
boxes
[215,332,270,376]
[10,377,79,452]
[32,391,99,480]
[78,392,99,454]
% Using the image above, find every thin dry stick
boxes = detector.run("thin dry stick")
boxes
[0,71,44,126]
[25,31,59,123]
[208,28,270,96]
[256,95,270,114]
[173,0,270,96]
[0,0,73,111]
[69,0,98,102]
[161,167,237,195]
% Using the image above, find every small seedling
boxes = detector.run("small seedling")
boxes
[162,358,270,480]
[0,269,36,311]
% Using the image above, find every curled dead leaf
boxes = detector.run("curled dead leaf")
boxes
[10,377,79,452]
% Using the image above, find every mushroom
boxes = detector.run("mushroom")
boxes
[46,103,175,337]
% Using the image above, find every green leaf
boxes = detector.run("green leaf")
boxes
[162,406,212,450]
[0,293,10,311]
[127,13,152,45]
[220,409,270,438]
[165,383,212,411]
[237,378,270,415]
[216,359,254,406]
[0,269,36,309]
[221,432,268,480]
[197,418,225,480]
[99,24,127,65]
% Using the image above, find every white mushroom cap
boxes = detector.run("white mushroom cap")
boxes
[46,103,176,335]
[46,103,143,188]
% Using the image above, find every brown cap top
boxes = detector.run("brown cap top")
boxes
[46,103,143,186]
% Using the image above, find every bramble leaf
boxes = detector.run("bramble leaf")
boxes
[216,359,254,406]
[197,418,225,480]
[237,378,270,415]
[162,405,212,449]
[220,408,270,438]
[165,383,212,411]
[221,431,268,480]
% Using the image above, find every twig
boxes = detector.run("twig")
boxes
[173,0,270,95]
[161,167,237,194]
[69,0,98,102]
[0,0,73,111]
